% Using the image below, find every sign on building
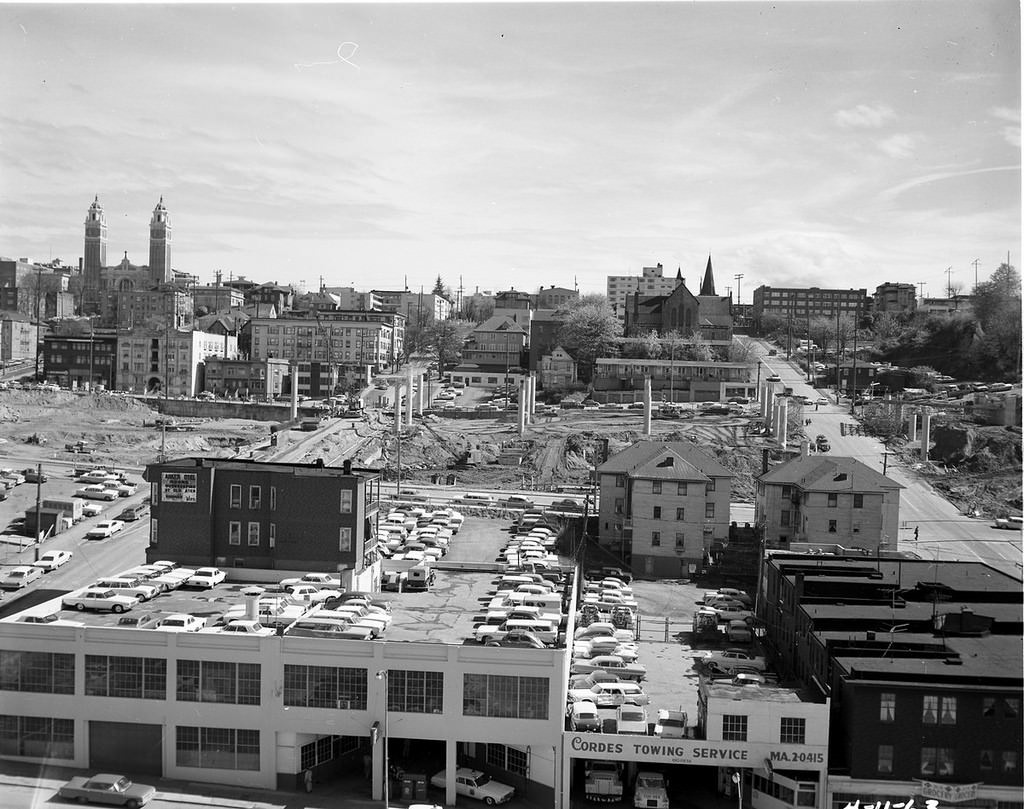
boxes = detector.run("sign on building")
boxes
[162,472,198,503]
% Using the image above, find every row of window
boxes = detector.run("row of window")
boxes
[721,715,806,744]
[880,693,1020,723]
[876,744,1018,776]
[634,504,716,519]
[613,478,715,496]
[227,485,353,514]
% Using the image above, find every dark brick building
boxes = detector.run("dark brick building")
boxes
[143,457,382,585]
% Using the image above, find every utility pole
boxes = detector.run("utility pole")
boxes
[882,451,889,475]
[733,273,743,306]
[945,266,954,298]
[972,258,981,290]
[33,462,42,561]
[917,281,926,300]
[34,265,43,380]
[849,302,859,415]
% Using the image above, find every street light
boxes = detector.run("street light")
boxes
[375,669,389,808]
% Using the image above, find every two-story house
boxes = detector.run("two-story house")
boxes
[596,441,733,578]
[756,455,903,553]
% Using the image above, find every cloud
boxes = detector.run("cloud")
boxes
[876,133,918,159]
[990,106,1021,148]
[833,104,896,129]
[878,165,1021,202]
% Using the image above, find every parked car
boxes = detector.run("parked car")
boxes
[571,655,647,682]
[766,374,781,382]
[616,704,648,735]
[653,709,688,738]
[86,519,126,539]
[82,502,106,517]
[57,773,156,808]
[187,567,226,588]
[1,565,43,590]
[156,613,205,632]
[117,612,162,629]
[216,619,275,636]
[62,588,139,613]
[280,572,343,589]
[22,468,48,483]
[76,485,119,501]
[16,612,83,626]
[429,768,515,805]
[112,481,138,497]
[32,549,74,571]
[118,505,148,521]
[569,699,602,732]
[485,629,547,649]
[710,603,753,622]
[702,648,767,673]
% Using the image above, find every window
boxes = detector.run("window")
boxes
[675,533,685,548]
[249,486,261,509]
[463,674,549,719]
[1002,751,1018,773]
[828,520,837,533]
[387,670,444,713]
[615,475,625,488]
[176,726,259,771]
[1006,698,1020,718]
[229,484,241,508]
[176,660,261,705]
[706,479,716,492]
[0,651,74,694]
[228,522,241,545]
[877,745,894,774]
[651,531,661,547]
[339,527,352,552]
[269,523,276,548]
[980,750,994,771]
[652,481,662,494]
[780,717,806,744]
[940,696,957,724]
[653,506,662,519]
[300,735,352,771]
[852,521,861,534]
[853,494,864,508]
[705,503,715,519]
[85,656,166,700]
[486,743,529,776]
[880,693,895,722]
[247,522,260,546]
[827,493,837,508]
[614,498,624,514]
[339,490,353,513]
[0,716,74,759]
[781,485,793,499]
[281,654,373,714]
[270,487,276,511]
[150,518,158,547]
[781,510,790,527]
[677,482,687,496]
[922,695,938,724]
[921,747,955,777]
[722,714,747,741]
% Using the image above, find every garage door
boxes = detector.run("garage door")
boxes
[89,721,163,776]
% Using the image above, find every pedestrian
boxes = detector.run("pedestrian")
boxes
[304,768,313,793]
[914,526,919,541]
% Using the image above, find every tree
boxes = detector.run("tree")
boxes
[556,297,622,382]
[971,263,1021,378]
[420,319,470,374]
[726,339,758,365]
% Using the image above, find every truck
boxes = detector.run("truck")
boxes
[585,760,624,803]
[633,771,670,809]
[404,563,435,591]
[691,608,720,641]
[42,497,84,523]
[65,440,90,453]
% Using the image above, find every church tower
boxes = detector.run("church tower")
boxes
[699,255,716,296]
[148,197,172,286]
[82,196,107,314]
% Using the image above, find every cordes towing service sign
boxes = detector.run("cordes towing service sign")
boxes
[566,733,827,770]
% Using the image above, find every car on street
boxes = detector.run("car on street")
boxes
[766,374,781,382]
[86,519,125,539]
[702,648,767,673]
[569,699,602,732]
[118,505,148,521]
[1,565,43,590]
[993,515,1023,530]
[82,502,106,517]
[32,549,74,571]
[57,773,157,808]
[187,566,226,588]
[62,587,139,613]
[815,397,829,406]
[430,768,515,805]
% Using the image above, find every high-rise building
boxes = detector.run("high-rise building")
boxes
[148,197,172,285]
[751,285,869,332]
[82,196,108,313]
[607,263,682,321]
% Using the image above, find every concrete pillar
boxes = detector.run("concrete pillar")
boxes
[643,376,652,436]
[289,362,299,420]
[416,374,424,415]
[393,382,402,435]
[778,398,789,449]
[528,372,537,418]
[896,404,904,424]
[265,359,275,403]
[405,369,414,428]
[518,380,527,435]
[761,384,772,420]
[801,439,810,456]
[920,407,931,460]
[907,411,917,441]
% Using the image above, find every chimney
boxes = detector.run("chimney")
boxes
[762,448,770,475]
[343,459,353,475]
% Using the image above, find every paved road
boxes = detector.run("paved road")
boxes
[744,338,1022,578]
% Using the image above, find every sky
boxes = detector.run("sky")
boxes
[1,1,1019,301]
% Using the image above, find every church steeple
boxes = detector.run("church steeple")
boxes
[149,197,172,286]
[699,255,716,296]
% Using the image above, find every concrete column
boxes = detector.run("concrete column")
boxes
[643,376,652,436]
[393,382,402,435]
[518,380,527,435]
[528,372,537,418]
[289,362,299,420]
[920,407,931,460]
[801,439,810,457]
[416,374,424,415]
[907,411,917,441]
[896,404,904,425]
[761,384,772,420]
[405,369,415,428]
[778,398,789,449]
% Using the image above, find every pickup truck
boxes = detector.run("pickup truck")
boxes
[633,771,670,809]
[57,773,156,808]
[585,760,624,803]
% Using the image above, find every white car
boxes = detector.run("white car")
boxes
[81,502,106,517]
[217,620,275,636]
[280,572,343,589]
[86,520,126,539]
[654,709,688,738]
[112,482,138,497]
[430,768,515,805]
[711,604,753,622]
[63,587,139,613]
[616,704,648,735]
[33,550,74,572]
[187,567,226,588]
[702,648,767,673]
[157,614,205,632]
[76,485,119,501]
[1,565,43,590]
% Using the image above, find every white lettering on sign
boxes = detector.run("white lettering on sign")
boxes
[161,472,198,503]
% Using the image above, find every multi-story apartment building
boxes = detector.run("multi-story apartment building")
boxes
[115,284,194,330]
[245,283,294,315]
[117,328,236,397]
[752,286,869,332]
[591,358,757,404]
[373,289,453,330]
[43,330,118,390]
[757,553,1023,809]
[450,316,528,388]
[248,310,405,379]
[536,286,578,309]
[538,347,577,390]
[193,284,245,313]
[607,263,682,321]
[872,282,917,315]
[595,440,733,577]
[323,287,384,312]
[144,457,382,580]
[201,357,290,400]
[0,312,37,365]
[492,290,534,327]
[755,455,903,553]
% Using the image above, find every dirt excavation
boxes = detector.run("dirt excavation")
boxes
[0,390,1019,520]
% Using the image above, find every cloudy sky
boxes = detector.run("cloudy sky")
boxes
[1,1,1019,300]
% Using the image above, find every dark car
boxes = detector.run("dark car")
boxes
[118,505,148,522]
[22,468,48,483]
[485,629,547,649]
